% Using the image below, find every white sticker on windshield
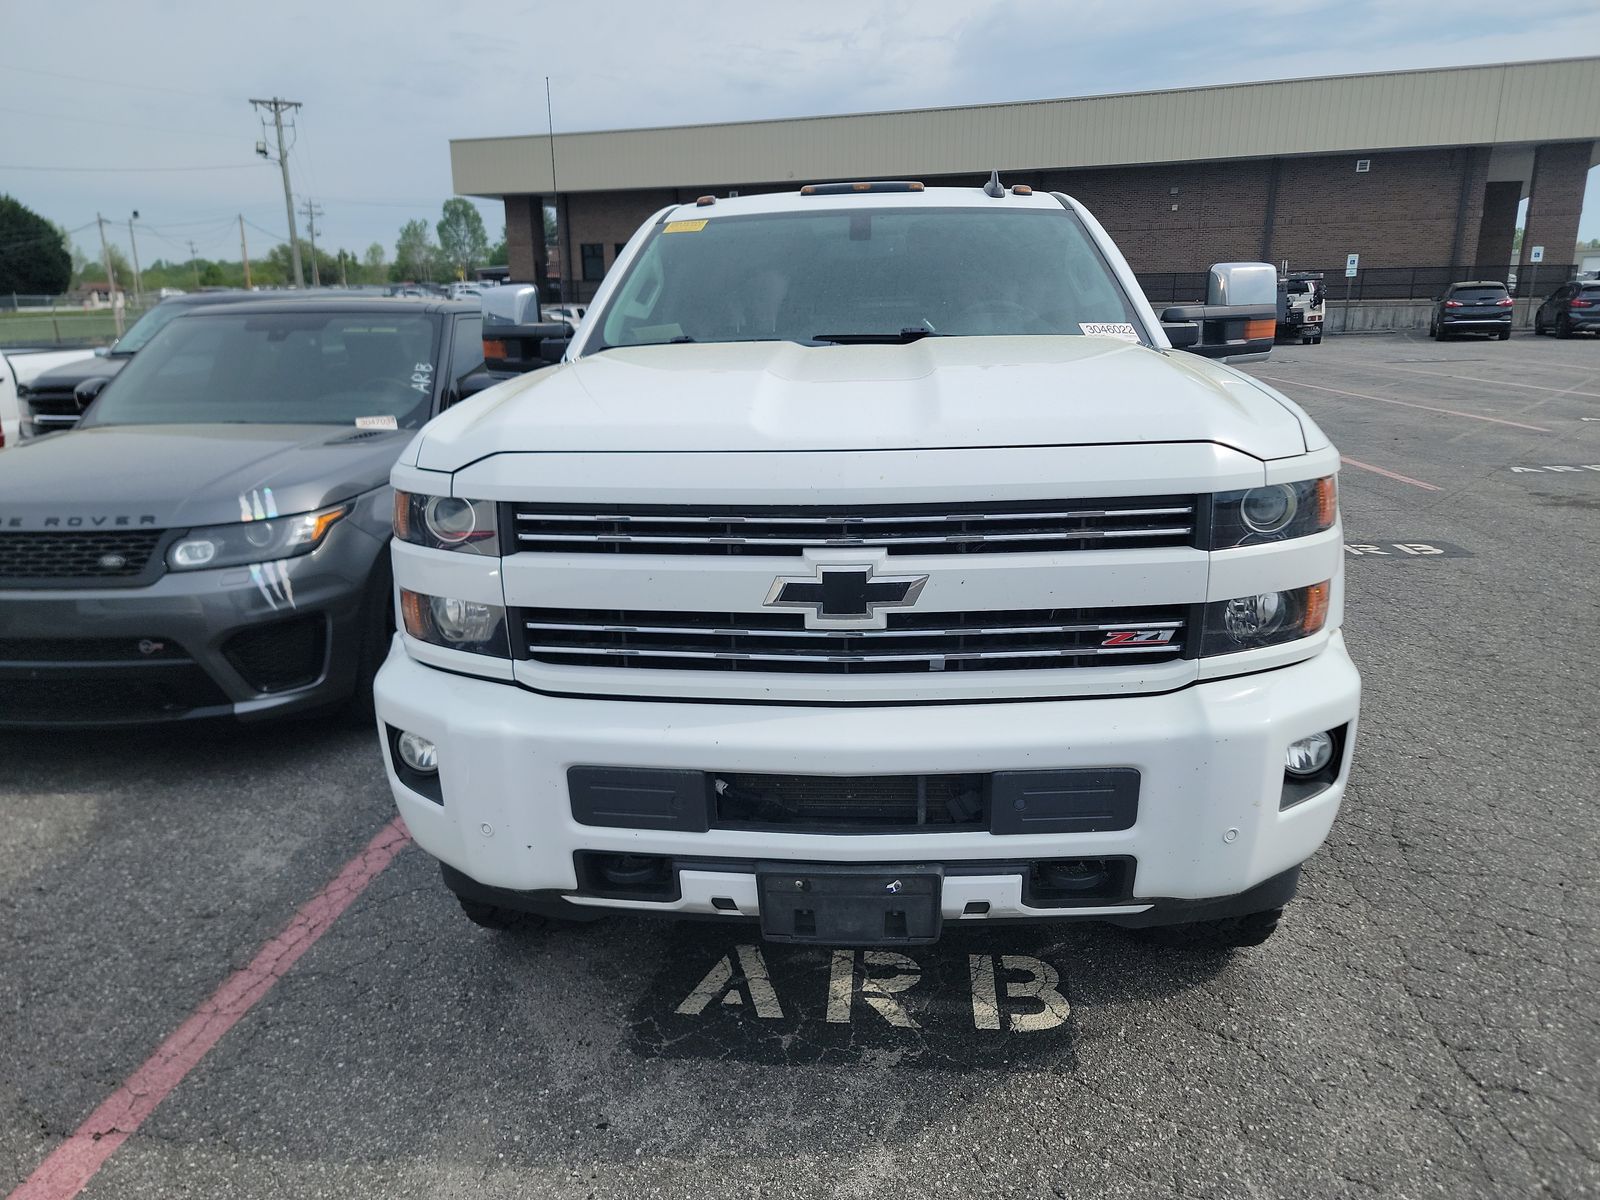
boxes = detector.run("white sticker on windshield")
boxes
[355,415,398,430]
[1079,322,1140,342]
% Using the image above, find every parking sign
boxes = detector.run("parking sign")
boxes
[1529,245,1544,264]
[1345,253,1359,278]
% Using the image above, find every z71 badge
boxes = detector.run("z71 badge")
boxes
[1101,629,1176,647]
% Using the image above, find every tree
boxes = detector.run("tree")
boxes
[488,225,508,267]
[394,218,438,281]
[0,194,72,293]
[436,199,489,279]
[362,242,386,283]
[78,245,132,289]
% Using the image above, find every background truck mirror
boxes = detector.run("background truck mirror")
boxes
[1162,262,1278,362]
[482,323,572,374]
[74,376,109,412]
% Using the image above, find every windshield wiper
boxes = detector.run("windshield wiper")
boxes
[812,328,941,345]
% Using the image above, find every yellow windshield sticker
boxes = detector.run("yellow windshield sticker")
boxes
[663,219,709,234]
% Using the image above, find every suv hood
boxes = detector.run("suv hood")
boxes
[416,337,1308,471]
[0,424,410,531]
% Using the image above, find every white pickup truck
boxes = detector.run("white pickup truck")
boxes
[376,181,1359,951]
[0,347,97,449]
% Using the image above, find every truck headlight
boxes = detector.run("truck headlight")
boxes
[1200,581,1329,655]
[167,503,349,571]
[393,491,500,555]
[1209,477,1336,547]
[399,588,509,657]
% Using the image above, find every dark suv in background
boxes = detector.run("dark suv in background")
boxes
[1429,281,1513,341]
[1535,280,1600,338]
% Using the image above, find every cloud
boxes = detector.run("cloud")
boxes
[3,0,1598,255]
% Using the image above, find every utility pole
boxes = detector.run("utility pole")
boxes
[238,215,252,289]
[187,240,201,290]
[299,198,323,287]
[250,97,304,287]
[127,211,143,307]
[95,213,123,335]
[337,249,348,287]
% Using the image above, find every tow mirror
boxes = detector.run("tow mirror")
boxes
[74,376,109,412]
[1161,262,1278,363]
[481,284,569,374]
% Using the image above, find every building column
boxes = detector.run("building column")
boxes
[1447,147,1490,277]
[502,194,545,286]
[1474,181,1522,278]
[1518,141,1595,275]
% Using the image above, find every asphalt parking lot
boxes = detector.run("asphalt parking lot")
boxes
[3,330,1598,1200]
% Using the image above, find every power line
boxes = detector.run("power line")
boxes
[0,162,264,173]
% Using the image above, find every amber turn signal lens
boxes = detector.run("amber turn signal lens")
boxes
[399,588,428,639]
[1245,318,1276,341]
[1301,581,1331,636]
[1313,476,1338,528]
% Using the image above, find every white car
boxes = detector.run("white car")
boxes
[0,347,98,448]
[377,182,1359,951]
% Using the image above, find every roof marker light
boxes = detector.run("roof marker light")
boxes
[695,195,716,207]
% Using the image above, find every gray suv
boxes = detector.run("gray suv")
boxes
[0,296,487,726]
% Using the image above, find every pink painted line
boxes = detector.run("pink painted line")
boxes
[1256,374,1552,432]
[8,817,411,1200]
[1340,455,1443,492]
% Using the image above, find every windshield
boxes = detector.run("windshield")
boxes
[110,300,195,354]
[83,310,441,428]
[594,206,1141,349]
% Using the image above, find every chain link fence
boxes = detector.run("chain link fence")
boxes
[0,294,158,349]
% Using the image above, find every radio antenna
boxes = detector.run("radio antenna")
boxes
[983,168,1005,198]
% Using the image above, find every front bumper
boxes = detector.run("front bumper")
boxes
[376,635,1361,924]
[0,522,382,726]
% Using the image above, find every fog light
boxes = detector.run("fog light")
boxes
[1223,591,1288,641]
[429,595,498,644]
[396,730,438,774]
[1285,731,1334,777]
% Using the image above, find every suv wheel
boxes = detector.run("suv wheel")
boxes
[343,558,394,726]
[1497,328,1510,341]
[1557,315,1574,339]
[1535,315,1547,335]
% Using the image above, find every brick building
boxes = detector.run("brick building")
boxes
[451,58,1600,303]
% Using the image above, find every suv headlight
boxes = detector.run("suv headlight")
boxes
[1209,476,1336,548]
[400,589,509,657]
[167,503,349,571]
[1200,581,1330,656]
[394,491,500,555]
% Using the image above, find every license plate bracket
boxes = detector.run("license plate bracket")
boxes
[756,863,943,945]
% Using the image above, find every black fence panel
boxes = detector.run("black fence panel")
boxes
[1134,264,1578,305]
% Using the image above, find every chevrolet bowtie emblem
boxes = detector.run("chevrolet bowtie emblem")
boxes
[763,562,929,629]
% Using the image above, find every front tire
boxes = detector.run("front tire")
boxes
[1129,907,1284,950]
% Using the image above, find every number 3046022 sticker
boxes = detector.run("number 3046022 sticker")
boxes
[1079,322,1140,342]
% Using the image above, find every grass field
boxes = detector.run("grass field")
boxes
[0,307,155,349]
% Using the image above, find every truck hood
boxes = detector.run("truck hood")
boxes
[0,423,410,531]
[416,337,1308,471]
[21,354,125,391]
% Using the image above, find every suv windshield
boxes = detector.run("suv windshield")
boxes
[594,206,1141,349]
[109,300,198,355]
[83,310,441,428]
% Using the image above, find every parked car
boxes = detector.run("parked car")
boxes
[0,296,487,727]
[0,346,99,448]
[446,282,483,301]
[1428,281,1513,340]
[1534,280,1600,338]
[376,181,1357,951]
[16,291,269,439]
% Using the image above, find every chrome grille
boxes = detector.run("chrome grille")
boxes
[508,497,1197,556]
[517,606,1188,674]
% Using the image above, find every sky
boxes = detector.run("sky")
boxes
[3,0,1599,270]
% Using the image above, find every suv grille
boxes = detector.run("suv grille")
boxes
[517,606,1188,673]
[507,497,1197,556]
[0,530,163,584]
